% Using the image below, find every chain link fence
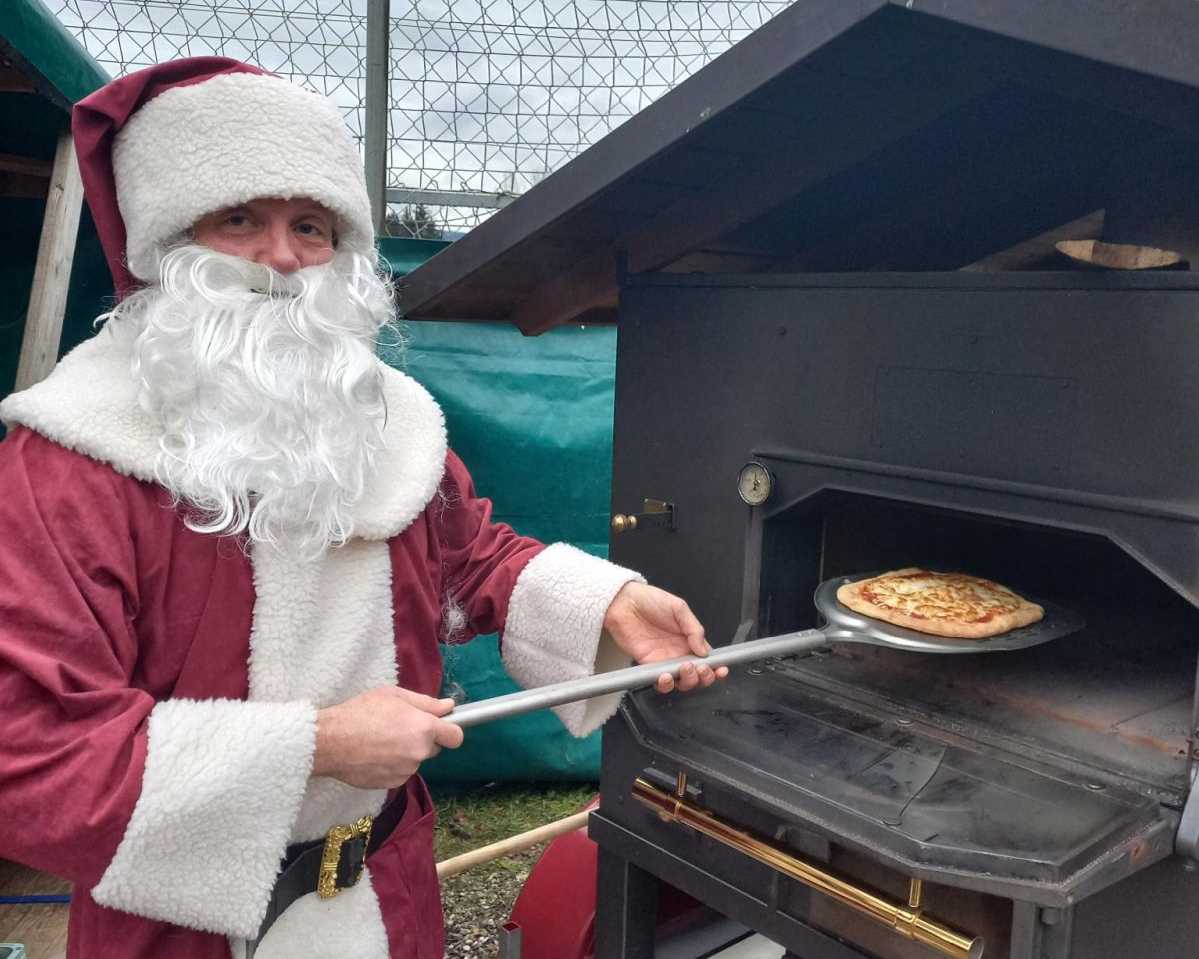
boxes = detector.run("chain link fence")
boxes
[53,0,795,237]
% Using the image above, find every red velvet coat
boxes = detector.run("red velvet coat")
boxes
[0,426,529,956]
[0,330,638,959]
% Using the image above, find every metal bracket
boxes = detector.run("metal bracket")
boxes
[497,921,522,959]
[611,498,676,534]
[1175,765,1199,860]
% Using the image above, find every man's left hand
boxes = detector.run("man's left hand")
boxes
[603,582,730,694]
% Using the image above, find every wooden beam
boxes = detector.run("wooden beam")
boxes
[960,209,1106,272]
[509,249,617,335]
[509,52,1000,331]
[660,250,777,273]
[15,130,84,391]
[0,152,52,178]
[623,52,998,274]
[0,171,49,199]
[0,61,36,95]
[773,112,1129,273]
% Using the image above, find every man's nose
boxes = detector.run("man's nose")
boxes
[255,221,303,275]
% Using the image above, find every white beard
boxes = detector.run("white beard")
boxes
[103,245,399,558]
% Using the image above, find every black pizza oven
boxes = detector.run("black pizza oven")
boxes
[398,2,1199,955]
[592,273,1199,959]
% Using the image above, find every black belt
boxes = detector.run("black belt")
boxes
[249,790,408,951]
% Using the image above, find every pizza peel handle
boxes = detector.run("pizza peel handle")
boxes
[446,629,830,729]
[446,576,1085,729]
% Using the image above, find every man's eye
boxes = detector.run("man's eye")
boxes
[224,214,251,228]
[296,222,326,237]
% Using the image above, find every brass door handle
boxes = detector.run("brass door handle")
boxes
[611,498,675,533]
[632,777,983,959]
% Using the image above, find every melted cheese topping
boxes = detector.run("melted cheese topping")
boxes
[860,571,1024,623]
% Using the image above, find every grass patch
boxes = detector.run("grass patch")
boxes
[434,781,596,861]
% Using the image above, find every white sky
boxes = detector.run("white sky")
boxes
[54,1,794,225]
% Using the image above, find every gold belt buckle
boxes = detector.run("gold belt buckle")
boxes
[317,815,374,899]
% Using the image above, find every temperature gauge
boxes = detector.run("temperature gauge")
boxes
[737,461,773,506]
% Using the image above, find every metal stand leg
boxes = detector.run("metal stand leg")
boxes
[596,848,659,958]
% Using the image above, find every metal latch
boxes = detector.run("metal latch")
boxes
[1175,766,1199,860]
[611,498,675,534]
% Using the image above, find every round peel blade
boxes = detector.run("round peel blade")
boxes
[814,574,1086,654]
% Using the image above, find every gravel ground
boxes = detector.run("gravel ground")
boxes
[434,782,596,959]
[440,848,536,957]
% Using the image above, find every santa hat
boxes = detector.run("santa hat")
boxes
[73,57,375,297]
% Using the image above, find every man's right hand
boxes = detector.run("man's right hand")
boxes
[311,686,465,789]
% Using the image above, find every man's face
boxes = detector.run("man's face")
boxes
[192,196,336,274]
[125,202,393,554]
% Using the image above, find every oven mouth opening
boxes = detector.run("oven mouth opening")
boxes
[756,491,1198,799]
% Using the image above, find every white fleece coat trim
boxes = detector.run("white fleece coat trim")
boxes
[249,540,397,842]
[0,326,448,541]
[91,698,317,938]
[233,867,390,959]
[113,72,374,283]
[87,539,399,947]
[502,542,644,736]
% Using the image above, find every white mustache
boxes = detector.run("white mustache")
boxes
[109,243,397,557]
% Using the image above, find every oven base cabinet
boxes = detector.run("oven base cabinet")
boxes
[593,691,1199,959]
[592,823,1199,959]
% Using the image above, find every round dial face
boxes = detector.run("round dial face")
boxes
[737,462,773,506]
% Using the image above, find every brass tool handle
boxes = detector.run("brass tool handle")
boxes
[632,777,983,959]
[611,498,675,533]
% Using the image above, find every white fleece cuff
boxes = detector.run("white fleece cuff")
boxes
[502,542,643,736]
[92,698,317,938]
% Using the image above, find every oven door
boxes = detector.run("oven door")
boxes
[594,676,1177,959]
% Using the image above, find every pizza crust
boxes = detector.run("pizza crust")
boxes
[835,567,1044,639]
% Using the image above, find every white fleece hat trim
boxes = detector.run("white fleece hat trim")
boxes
[113,72,374,282]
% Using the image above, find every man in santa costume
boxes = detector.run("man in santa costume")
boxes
[0,58,724,959]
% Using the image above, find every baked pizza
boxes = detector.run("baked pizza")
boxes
[835,568,1044,639]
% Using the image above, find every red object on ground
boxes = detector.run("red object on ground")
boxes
[508,796,711,959]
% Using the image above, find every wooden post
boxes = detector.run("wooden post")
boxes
[14,129,85,392]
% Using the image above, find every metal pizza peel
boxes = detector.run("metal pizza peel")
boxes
[446,572,1085,729]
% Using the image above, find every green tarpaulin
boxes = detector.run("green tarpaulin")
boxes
[386,321,618,783]
[381,240,617,782]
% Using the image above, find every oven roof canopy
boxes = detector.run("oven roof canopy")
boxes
[398,0,1199,334]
